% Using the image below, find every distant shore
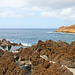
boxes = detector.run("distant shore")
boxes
[56,24,75,33]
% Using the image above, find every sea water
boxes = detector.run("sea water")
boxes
[0,28,75,47]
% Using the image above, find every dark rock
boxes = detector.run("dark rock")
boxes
[0,38,23,46]
[2,38,7,42]
[18,43,23,46]
[11,43,18,46]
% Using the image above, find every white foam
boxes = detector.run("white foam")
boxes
[10,41,31,47]
[21,43,31,46]
[47,32,56,33]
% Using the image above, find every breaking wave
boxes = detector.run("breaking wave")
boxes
[21,43,31,46]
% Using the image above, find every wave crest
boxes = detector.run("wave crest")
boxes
[21,43,31,46]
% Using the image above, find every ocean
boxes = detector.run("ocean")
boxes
[0,28,75,47]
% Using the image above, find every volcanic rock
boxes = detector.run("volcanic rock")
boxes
[30,40,75,68]
[0,38,23,46]
[19,48,33,61]
[32,63,73,75]
[0,49,4,57]
[0,52,26,75]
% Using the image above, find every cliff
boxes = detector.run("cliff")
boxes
[56,24,75,33]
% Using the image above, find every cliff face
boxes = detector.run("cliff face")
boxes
[56,24,75,33]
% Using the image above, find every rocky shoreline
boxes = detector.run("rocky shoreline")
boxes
[0,38,23,47]
[56,24,75,33]
[0,39,75,75]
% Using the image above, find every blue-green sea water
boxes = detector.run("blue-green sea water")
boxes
[0,28,75,46]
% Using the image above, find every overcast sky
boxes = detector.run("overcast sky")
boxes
[0,0,75,28]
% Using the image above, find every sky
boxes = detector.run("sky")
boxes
[0,0,75,28]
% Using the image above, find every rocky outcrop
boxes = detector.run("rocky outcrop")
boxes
[1,39,74,75]
[0,51,26,75]
[31,60,73,75]
[0,38,23,46]
[30,40,75,68]
[56,24,75,33]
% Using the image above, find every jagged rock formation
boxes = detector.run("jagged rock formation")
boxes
[0,39,75,75]
[0,38,23,46]
[56,24,75,33]
[0,50,26,75]
[30,40,75,68]
[32,62,73,75]
[29,40,74,75]
[13,40,75,75]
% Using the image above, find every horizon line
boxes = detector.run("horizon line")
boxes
[0,28,57,29]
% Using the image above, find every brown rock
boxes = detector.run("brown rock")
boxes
[56,24,75,33]
[0,49,4,57]
[0,52,26,75]
[43,60,50,68]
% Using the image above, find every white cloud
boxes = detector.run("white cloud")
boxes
[0,10,22,17]
[40,7,75,20]
[60,8,72,16]
[40,11,58,18]
[0,0,75,21]
[32,7,48,12]
[0,0,27,8]
[0,0,75,9]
